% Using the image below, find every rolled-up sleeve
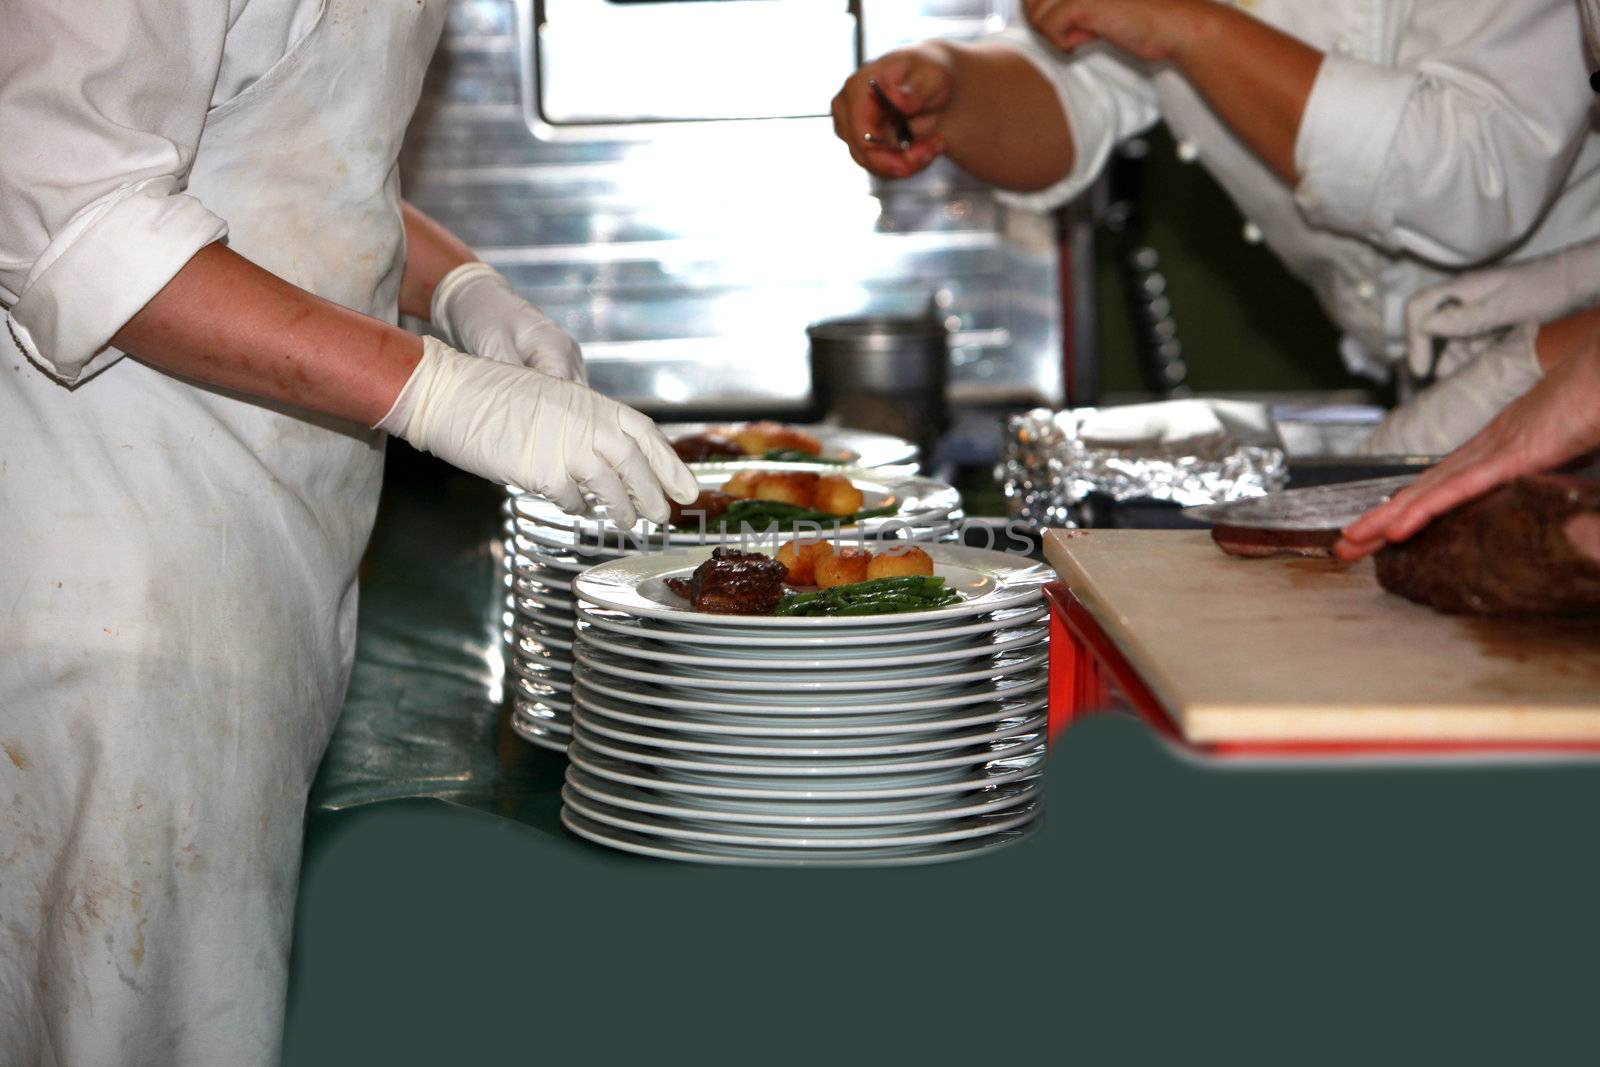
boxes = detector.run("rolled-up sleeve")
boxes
[991,28,1161,213]
[1294,0,1593,267]
[0,2,231,385]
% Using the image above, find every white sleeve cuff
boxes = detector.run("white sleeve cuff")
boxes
[1292,53,1416,244]
[991,30,1160,214]
[6,177,227,385]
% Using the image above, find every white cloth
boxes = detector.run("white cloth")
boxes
[1404,239,1600,378]
[0,0,446,1063]
[431,261,589,382]
[997,0,1600,374]
[1363,323,1545,455]
[378,337,697,527]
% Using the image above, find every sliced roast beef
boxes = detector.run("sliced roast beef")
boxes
[1375,475,1600,616]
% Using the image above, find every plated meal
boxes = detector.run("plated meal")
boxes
[668,469,890,531]
[533,462,961,544]
[671,421,835,464]
[660,422,919,469]
[664,544,959,617]
[574,542,1049,629]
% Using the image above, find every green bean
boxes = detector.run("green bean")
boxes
[762,449,849,465]
[774,577,959,617]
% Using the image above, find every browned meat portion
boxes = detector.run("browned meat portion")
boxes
[672,433,744,462]
[1375,475,1600,616]
[665,548,789,615]
[1211,524,1339,559]
[668,490,733,528]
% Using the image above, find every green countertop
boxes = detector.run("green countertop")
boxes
[284,447,1600,1065]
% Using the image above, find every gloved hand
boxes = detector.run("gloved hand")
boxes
[431,262,587,383]
[1364,324,1544,456]
[1405,240,1600,379]
[378,337,698,526]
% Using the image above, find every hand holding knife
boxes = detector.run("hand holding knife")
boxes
[864,78,915,152]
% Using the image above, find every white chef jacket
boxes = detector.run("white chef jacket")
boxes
[0,0,323,385]
[999,0,1600,377]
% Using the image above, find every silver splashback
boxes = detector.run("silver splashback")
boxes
[401,0,1065,416]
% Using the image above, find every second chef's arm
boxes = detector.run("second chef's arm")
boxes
[399,201,478,322]
[1022,0,1319,184]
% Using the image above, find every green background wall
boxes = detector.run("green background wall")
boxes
[1092,129,1360,398]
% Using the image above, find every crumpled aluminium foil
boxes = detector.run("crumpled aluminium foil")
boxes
[1001,401,1289,527]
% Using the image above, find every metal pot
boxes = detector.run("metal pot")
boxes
[807,313,950,462]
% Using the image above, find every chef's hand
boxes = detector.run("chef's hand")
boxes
[1405,241,1600,381]
[1361,325,1544,457]
[830,45,952,180]
[378,337,699,527]
[1024,0,1214,62]
[1335,342,1600,561]
[431,262,587,383]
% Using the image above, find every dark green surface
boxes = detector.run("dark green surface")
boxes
[1095,129,1354,397]
[286,452,1600,1064]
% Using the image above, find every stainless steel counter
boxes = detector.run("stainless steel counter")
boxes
[400,0,1064,417]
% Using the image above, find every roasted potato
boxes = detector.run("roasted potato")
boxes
[866,545,934,580]
[751,471,819,508]
[733,421,787,456]
[766,427,823,456]
[721,469,763,499]
[814,546,871,589]
[813,474,865,516]
[775,539,833,585]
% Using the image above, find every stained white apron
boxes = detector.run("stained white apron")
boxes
[0,0,446,1062]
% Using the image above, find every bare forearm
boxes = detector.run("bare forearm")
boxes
[111,242,421,426]
[936,41,1077,191]
[399,201,478,320]
[1536,305,1600,372]
[1170,3,1320,184]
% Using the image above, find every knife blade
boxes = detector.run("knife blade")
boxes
[867,79,914,151]
[1182,474,1419,531]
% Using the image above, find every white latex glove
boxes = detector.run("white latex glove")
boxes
[431,262,587,383]
[1405,240,1600,379]
[378,337,698,526]
[1364,324,1544,457]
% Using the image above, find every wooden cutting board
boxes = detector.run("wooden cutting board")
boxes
[1044,529,1600,744]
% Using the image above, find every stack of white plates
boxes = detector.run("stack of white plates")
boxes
[561,543,1051,867]
[502,459,961,752]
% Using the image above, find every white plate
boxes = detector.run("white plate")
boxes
[659,423,919,468]
[510,712,569,752]
[560,808,1039,867]
[515,628,574,654]
[511,598,577,628]
[536,463,962,545]
[573,601,1048,649]
[574,623,1045,671]
[511,648,573,673]
[562,785,1038,849]
[513,672,573,698]
[574,642,1047,693]
[574,692,1048,757]
[569,681,1046,737]
[568,740,1044,801]
[574,543,1047,628]
[512,516,963,569]
[564,766,1039,826]
[570,724,1045,779]
[571,663,1046,715]
[514,694,573,717]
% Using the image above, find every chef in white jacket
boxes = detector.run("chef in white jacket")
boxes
[1335,0,1600,558]
[830,0,1600,451]
[0,1,695,1063]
